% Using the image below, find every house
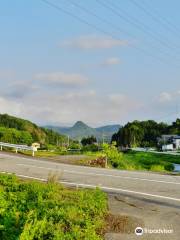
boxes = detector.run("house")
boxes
[162,144,173,151]
[158,135,180,151]
[172,136,180,149]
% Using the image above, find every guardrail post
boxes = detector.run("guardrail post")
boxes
[32,151,34,157]
[15,149,18,154]
[0,146,2,151]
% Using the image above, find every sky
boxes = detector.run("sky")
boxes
[0,0,180,127]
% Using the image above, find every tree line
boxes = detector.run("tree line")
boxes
[0,114,67,146]
[112,119,180,148]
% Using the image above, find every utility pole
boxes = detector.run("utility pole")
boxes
[176,103,179,119]
[102,132,105,144]
[67,135,70,148]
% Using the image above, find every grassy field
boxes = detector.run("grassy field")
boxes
[16,148,180,172]
[19,150,67,158]
[0,173,108,240]
[120,151,178,172]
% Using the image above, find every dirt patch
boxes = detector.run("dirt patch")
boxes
[105,213,144,234]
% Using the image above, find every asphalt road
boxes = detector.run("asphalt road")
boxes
[0,152,180,206]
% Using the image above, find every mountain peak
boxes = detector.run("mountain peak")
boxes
[45,121,121,141]
[73,121,89,128]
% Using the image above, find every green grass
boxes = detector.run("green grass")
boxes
[79,147,176,172]
[19,150,63,157]
[0,173,108,240]
[120,151,177,172]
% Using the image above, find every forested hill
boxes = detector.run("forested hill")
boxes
[46,121,121,141]
[0,114,66,146]
[112,119,180,147]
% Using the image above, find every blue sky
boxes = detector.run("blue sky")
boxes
[0,0,180,126]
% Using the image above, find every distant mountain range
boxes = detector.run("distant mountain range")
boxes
[45,121,121,142]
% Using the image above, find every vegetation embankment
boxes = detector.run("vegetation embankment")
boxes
[104,144,176,172]
[0,114,67,146]
[18,143,178,172]
[0,173,108,240]
[80,144,177,172]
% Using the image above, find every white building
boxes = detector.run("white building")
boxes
[162,144,173,151]
[172,136,180,150]
[159,135,180,151]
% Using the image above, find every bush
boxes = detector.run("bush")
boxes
[0,173,107,240]
[164,162,174,171]
[102,143,125,169]
[82,144,99,152]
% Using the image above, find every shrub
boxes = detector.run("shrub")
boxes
[0,173,107,240]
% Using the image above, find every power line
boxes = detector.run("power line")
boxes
[67,0,180,62]
[41,0,118,41]
[67,0,135,39]
[40,0,179,67]
[129,0,180,39]
[96,0,180,56]
[108,0,180,48]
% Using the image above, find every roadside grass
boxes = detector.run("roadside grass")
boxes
[75,149,177,172]
[18,150,65,157]
[0,173,108,240]
[121,151,176,172]
[2,147,178,173]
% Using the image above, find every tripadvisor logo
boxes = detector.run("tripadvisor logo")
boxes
[135,227,143,236]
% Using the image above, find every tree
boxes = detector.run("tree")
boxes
[81,136,97,146]
[112,119,170,147]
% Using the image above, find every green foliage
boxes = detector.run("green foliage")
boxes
[97,144,176,172]
[0,127,33,145]
[81,136,97,146]
[42,128,67,146]
[0,174,107,240]
[102,143,125,169]
[121,151,175,172]
[82,144,99,152]
[169,119,180,135]
[0,114,67,146]
[112,120,169,147]
[0,114,46,143]
[69,142,81,150]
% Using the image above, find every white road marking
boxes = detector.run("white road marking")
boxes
[17,163,180,185]
[1,171,180,203]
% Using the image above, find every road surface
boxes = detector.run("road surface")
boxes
[0,152,180,206]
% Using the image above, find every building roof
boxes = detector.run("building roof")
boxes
[173,136,180,139]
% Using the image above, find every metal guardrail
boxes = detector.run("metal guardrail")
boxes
[0,142,37,156]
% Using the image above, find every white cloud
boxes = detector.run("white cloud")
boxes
[60,35,128,50]
[6,81,39,99]
[102,57,120,66]
[158,92,172,103]
[35,72,88,86]
[176,90,180,96]
[158,90,180,103]
[0,96,21,115]
[0,90,140,126]
[0,70,15,79]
